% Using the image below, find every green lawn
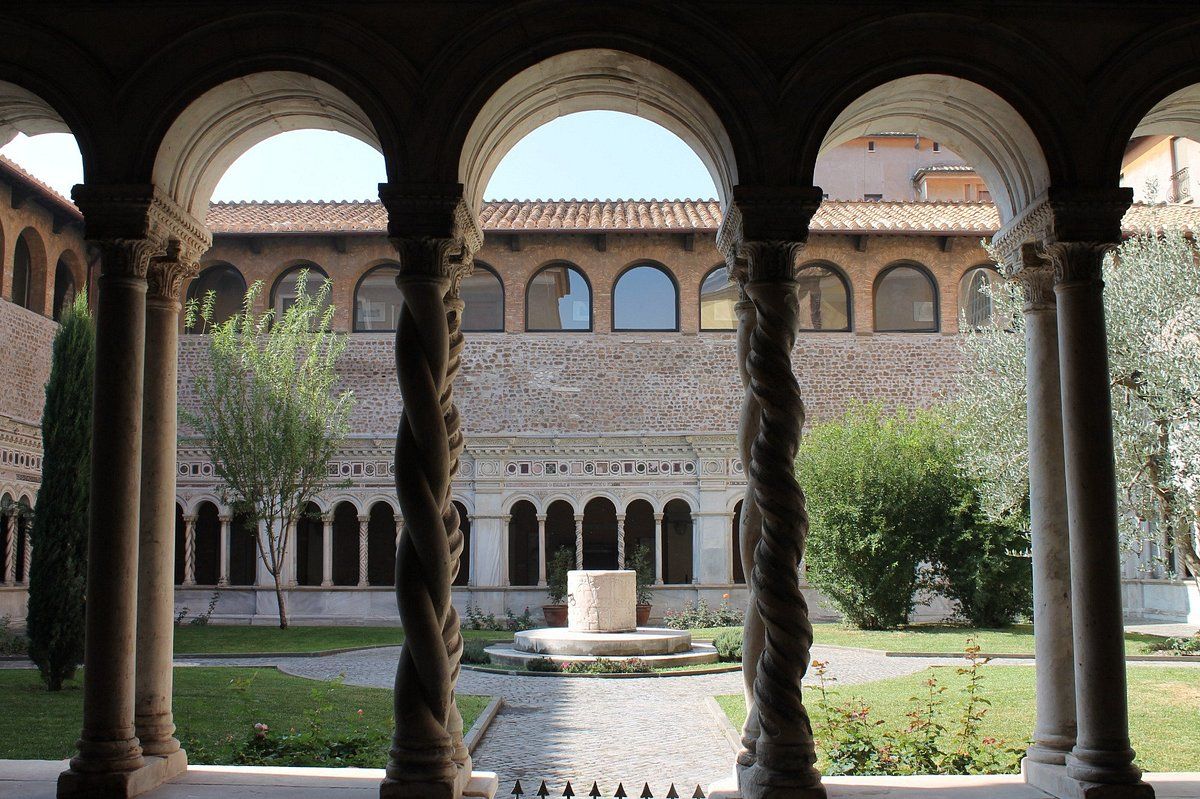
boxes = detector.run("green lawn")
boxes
[690,623,1167,656]
[716,665,1199,773]
[172,625,514,655]
[0,668,490,766]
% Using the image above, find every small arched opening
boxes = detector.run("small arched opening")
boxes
[331,502,360,586]
[662,499,694,585]
[295,502,324,587]
[582,497,618,570]
[367,502,396,586]
[507,500,539,587]
[453,501,471,587]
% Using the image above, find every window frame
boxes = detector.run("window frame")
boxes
[957,263,1003,331]
[352,262,403,333]
[872,261,940,333]
[524,261,593,333]
[698,264,739,332]
[461,261,506,333]
[269,262,330,317]
[185,262,248,333]
[796,260,854,333]
[611,261,680,332]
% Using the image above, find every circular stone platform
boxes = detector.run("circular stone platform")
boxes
[515,626,693,657]
[483,641,719,668]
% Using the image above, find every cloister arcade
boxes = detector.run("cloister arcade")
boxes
[1,3,1199,798]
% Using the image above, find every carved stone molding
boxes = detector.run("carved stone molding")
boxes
[1045,240,1113,285]
[991,187,1132,274]
[147,239,202,302]
[1016,263,1058,312]
[380,183,483,288]
[72,184,211,275]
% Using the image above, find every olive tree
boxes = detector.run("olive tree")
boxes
[184,271,352,627]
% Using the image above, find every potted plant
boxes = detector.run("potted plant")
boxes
[629,541,655,626]
[542,546,574,627]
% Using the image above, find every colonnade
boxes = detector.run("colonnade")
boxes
[1,509,32,585]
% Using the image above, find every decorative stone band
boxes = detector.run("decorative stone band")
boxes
[991,187,1133,275]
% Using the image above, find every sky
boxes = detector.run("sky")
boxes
[0,110,718,203]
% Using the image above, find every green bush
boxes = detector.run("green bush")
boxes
[628,541,655,605]
[663,598,743,630]
[1148,635,1200,655]
[26,294,93,690]
[798,403,1031,630]
[561,658,652,674]
[463,604,535,632]
[525,657,561,672]
[713,628,743,662]
[461,639,492,665]
[545,546,574,605]
[0,615,27,656]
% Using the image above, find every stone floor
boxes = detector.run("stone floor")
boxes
[4,761,1200,799]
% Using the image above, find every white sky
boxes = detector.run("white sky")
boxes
[0,111,718,203]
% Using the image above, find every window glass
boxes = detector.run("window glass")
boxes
[462,265,504,331]
[186,263,247,330]
[355,264,401,332]
[11,237,31,310]
[699,267,737,331]
[796,264,850,331]
[613,265,677,330]
[874,265,937,332]
[958,266,1002,329]
[526,264,590,331]
[272,265,329,317]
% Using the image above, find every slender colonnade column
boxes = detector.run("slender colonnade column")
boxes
[574,513,584,569]
[183,515,197,587]
[21,526,30,584]
[616,513,626,569]
[357,515,370,587]
[653,512,664,584]
[381,186,483,799]
[1012,255,1077,768]
[3,514,14,584]
[321,514,334,587]
[536,514,547,587]
[136,245,199,763]
[218,514,231,586]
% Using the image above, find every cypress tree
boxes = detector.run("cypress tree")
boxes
[27,292,93,690]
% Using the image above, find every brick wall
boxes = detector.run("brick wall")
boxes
[0,299,56,496]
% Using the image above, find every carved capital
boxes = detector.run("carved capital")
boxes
[1045,240,1112,285]
[147,239,201,302]
[1015,262,1057,312]
[717,186,822,283]
[992,186,1131,275]
[92,239,157,280]
[380,182,482,288]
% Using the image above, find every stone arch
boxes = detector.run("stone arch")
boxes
[458,48,740,211]
[294,500,324,587]
[452,500,471,588]
[151,71,387,221]
[731,498,746,585]
[185,262,247,332]
[51,248,83,321]
[544,498,578,570]
[623,498,656,575]
[526,261,592,332]
[958,263,1005,331]
[503,493,543,515]
[269,261,330,316]
[353,261,403,333]
[462,261,505,333]
[699,263,738,332]
[581,496,619,570]
[228,509,258,586]
[507,499,540,587]
[13,226,47,313]
[814,75,1051,223]
[874,261,940,333]
[192,500,221,586]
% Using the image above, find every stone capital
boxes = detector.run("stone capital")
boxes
[147,239,202,302]
[991,186,1131,274]
[379,182,482,290]
[1045,240,1112,285]
[716,186,822,284]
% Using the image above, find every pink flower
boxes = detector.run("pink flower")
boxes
[357,709,364,716]
[253,723,268,732]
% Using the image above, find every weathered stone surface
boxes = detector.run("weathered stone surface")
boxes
[511,626,693,657]
[567,569,636,632]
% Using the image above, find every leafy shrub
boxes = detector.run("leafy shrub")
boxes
[461,639,492,665]
[546,546,574,605]
[628,541,655,605]
[1148,635,1200,655]
[663,598,743,630]
[463,604,535,632]
[713,628,743,662]
[799,403,1030,630]
[809,641,1025,775]
[561,658,652,674]
[525,657,561,672]
[0,615,28,656]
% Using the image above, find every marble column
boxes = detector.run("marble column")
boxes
[1014,259,1077,768]
[357,515,369,587]
[284,520,298,587]
[381,187,484,799]
[136,250,196,762]
[217,514,231,587]
[536,514,547,587]
[20,526,30,584]
[61,237,152,790]
[616,513,626,569]
[574,513,584,569]
[653,512,664,584]
[3,514,13,584]
[321,514,334,587]
[1049,240,1147,790]
[182,516,197,587]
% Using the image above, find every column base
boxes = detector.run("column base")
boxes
[1024,759,1155,799]
[379,770,497,799]
[58,749,187,799]
[708,766,827,799]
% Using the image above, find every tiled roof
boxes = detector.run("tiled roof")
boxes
[0,155,83,222]
[912,164,977,180]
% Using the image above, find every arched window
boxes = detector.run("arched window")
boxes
[526,263,591,331]
[174,504,186,585]
[462,264,504,332]
[52,258,76,321]
[367,502,396,586]
[271,264,329,317]
[355,264,402,332]
[186,263,247,331]
[613,264,678,331]
[507,500,539,587]
[796,263,851,332]
[699,266,737,331]
[11,236,32,310]
[454,501,471,586]
[874,263,938,332]
[662,499,694,585]
[959,265,1003,330]
[295,502,324,586]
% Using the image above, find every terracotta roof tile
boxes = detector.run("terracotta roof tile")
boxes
[0,154,83,222]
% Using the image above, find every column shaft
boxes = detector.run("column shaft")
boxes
[183,517,196,586]
[21,527,30,584]
[1019,265,1076,765]
[321,517,334,587]
[4,515,15,584]
[135,267,189,758]
[536,514,547,587]
[71,244,150,776]
[1051,242,1141,786]
[653,513,664,585]
[218,516,230,586]
[574,514,584,569]
[616,513,626,569]
[358,517,369,587]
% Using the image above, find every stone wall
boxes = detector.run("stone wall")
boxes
[0,299,56,500]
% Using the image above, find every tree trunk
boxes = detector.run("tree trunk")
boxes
[273,570,289,629]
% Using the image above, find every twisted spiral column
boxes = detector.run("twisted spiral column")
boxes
[183,516,197,587]
[3,514,14,584]
[740,262,824,798]
[358,516,370,587]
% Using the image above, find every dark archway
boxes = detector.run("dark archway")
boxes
[507,500,539,587]
[173,504,186,585]
[732,500,745,585]
[52,257,76,321]
[295,502,323,586]
[545,500,576,568]
[194,502,221,586]
[367,502,396,586]
[228,510,257,586]
[453,501,471,586]
[582,497,618,570]
[623,499,656,574]
[662,499,694,585]
[332,502,360,586]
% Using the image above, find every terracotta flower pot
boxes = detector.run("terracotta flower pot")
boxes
[636,603,652,627]
[542,604,569,627]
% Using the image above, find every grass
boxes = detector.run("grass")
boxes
[689,622,1167,656]
[0,667,490,766]
[715,665,1200,773]
[172,625,514,655]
